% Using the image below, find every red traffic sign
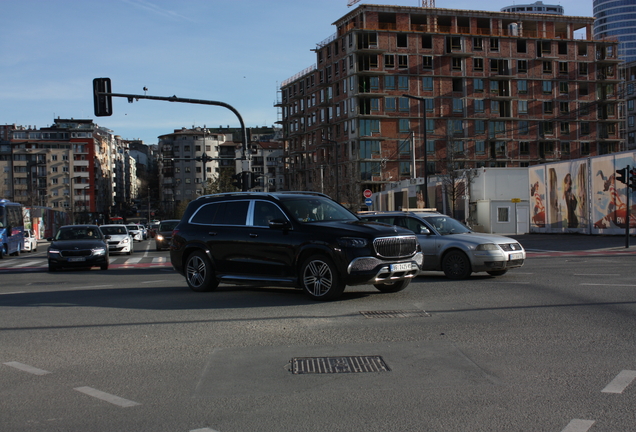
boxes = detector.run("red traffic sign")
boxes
[363,189,373,198]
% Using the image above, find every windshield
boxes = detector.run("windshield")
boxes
[126,225,138,231]
[101,226,127,235]
[159,221,179,231]
[423,216,471,235]
[282,198,358,223]
[55,227,102,240]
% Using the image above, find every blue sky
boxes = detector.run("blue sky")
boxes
[1,0,593,144]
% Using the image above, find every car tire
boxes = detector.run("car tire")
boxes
[100,261,109,270]
[441,250,471,280]
[374,279,411,293]
[185,251,219,292]
[48,262,57,272]
[487,269,508,276]
[300,255,346,301]
[127,247,132,256]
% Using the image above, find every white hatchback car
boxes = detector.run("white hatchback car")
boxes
[126,224,143,242]
[359,210,526,280]
[99,224,133,255]
[23,229,38,252]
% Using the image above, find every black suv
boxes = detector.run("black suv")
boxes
[170,192,423,300]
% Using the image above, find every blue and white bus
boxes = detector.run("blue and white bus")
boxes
[0,199,25,259]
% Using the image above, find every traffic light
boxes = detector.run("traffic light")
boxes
[93,78,113,117]
[630,169,636,191]
[242,172,254,190]
[231,172,243,190]
[616,167,627,185]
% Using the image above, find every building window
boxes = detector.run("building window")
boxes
[559,62,568,74]
[519,120,529,134]
[384,76,395,90]
[542,81,553,94]
[475,140,485,154]
[560,122,570,134]
[581,142,590,154]
[474,78,484,92]
[490,38,499,51]
[473,37,483,50]
[384,54,395,68]
[517,60,527,73]
[543,61,553,73]
[422,76,433,91]
[452,57,462,71]
[475,120,485,134]
[559,82,568,94]
[518,100,528,114]
[561,141,570,154]
[397,33,407,48]
[560,102,569,114]
[518,80,527,94]
[497,207,510,223]
[474,58,484,71]
[359,140,380,158]
[544,101,554,113]
[385,97,396,111]
[474,99,484,113]
[399,119,410,133]
[520,141,529,155]
[398,76,409,90]
[399,97,410,112]
[581,122,590,135]
[579,63,588,75]
[422,56,433,70]
[398,55,408,68]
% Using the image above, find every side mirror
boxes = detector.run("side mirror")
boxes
[46,237,53,242]
[104,235,111,240]
[419,226,431,235]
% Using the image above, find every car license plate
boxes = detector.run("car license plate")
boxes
[68,257,86,262]
[391,263,412,272]
[509,252,523,260]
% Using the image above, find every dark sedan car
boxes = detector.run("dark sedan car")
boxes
[46,225,110,272]
[155,219,180,251]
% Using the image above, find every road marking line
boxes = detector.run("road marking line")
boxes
[0,291,26,295]
[190,429,220,432]
[152,257,167,263]
[74,386,141,407]
[124,257,142,264]
[10,260,41,268]
[561,419,595,432]
[3,361,51,375]
[574,274,620,276]
[140,280,169,284]
[602,370,636,393]
[82,285,114,289]
[581,283,636,287]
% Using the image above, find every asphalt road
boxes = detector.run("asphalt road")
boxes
[1,237,636,431]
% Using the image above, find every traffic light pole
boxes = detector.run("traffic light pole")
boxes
[93,78,250,191]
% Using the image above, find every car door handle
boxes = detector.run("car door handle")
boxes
[249,233,258,238]
[208,232,217,236]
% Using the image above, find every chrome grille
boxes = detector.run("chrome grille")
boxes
[373,236,418,258]
[500,243,523,252]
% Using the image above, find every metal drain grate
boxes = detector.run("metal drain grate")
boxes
[291,356,391,374]
[360,310,430,318]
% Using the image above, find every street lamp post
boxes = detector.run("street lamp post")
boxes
[403,94,429,208]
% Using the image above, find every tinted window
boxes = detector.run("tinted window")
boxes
[159,220,179,231]
[190,203,221,225]
[214,201,249,225]
[253,201,286,227]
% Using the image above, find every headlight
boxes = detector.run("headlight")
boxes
[156,235,164,241]
[122,237,130,244]
[92,247,107,256]
[338,237,368,248]
[48,248,60,255]
[476,243,499,251]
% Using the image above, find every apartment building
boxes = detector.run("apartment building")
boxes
[277,4,622,204]
[157,126,284,213]
[0,119,138,224]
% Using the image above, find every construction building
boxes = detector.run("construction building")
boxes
[277,4,622,206]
